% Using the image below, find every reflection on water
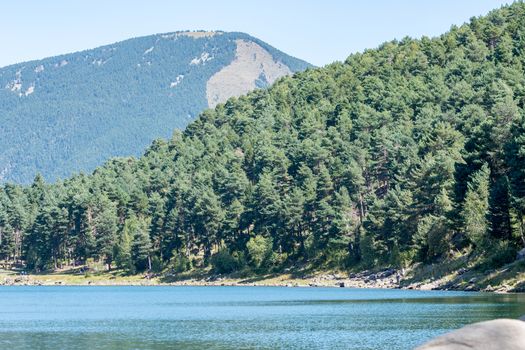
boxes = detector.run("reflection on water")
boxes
[0,286,523,349]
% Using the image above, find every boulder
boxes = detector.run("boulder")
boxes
[457,268,468,275]
[416,319,525,350]
[380,269,395,278]
[464,284,479,291]
[483,285,494,292]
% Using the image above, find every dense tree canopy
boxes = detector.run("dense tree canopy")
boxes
[1,3,525,273]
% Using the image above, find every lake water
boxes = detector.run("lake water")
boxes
[0,286,524,349]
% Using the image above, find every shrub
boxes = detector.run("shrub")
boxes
[325,237,350,268]
[151,256,164,272]
[359,232,378,268]
[304,235,316,260]
[483,241,516,268]
[399,249,417,269]
[170,253,192,273]
[211,249,245,274]
[246,235,273,269]
[267,252,289,271]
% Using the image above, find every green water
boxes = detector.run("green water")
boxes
[0,286,523,349]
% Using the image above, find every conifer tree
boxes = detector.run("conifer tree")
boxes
[461,164,491,248]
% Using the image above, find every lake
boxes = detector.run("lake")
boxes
[0,286,524,349]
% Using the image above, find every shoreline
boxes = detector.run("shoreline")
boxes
[0,271,401,288]
[1,266,522,292]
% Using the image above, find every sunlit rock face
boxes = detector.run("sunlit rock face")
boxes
[416,319,525,350]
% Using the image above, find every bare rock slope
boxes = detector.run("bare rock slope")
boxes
[207,39,293,107]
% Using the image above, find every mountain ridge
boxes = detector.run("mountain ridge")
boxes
[0,30,311,183]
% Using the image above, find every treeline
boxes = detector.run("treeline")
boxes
[1,3,525,274]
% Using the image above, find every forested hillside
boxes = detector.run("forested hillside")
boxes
[0,31,310,183]
[1,3,525,275]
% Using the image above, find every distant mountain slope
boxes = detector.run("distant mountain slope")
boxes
[0,31,311,183]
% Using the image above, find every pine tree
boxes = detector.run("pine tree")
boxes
[461,164,490,248]
[505,117,525,248]
[191,186,224,263]
[251,172,282,236]
[93,196,119,270]
[282,188,305,254]
[313,164,335,249]
[114,220,133,273]
[0,196,15,261]
[132,226,152,272]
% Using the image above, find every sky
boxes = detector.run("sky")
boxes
[0,0,513,68]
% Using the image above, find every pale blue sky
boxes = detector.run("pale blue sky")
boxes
[0,0,512,68]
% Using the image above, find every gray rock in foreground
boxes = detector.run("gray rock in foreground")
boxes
[416,319,525,350]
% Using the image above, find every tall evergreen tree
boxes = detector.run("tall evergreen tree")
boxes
[461,164,491,248]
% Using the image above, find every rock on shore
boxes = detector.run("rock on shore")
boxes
[415,319,525,350]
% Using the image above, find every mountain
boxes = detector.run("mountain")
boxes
[0,31,311,183]
[1,3,525,290]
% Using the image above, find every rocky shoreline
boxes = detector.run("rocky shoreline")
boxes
[0,269,401,288]
[1,266,520,293]
[166,269,404,289]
